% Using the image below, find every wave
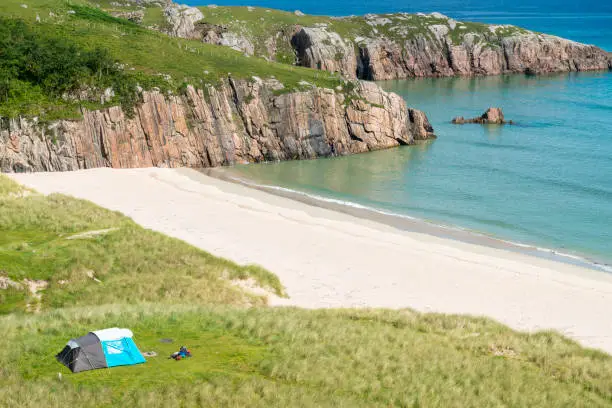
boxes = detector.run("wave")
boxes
[224,174,612,274]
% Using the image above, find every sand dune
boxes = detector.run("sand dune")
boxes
[11,167,612,353]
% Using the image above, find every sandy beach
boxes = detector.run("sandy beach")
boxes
[10,167,612,353]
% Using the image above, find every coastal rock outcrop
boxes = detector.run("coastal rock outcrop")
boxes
[312,26,612,80]
[0,80,434,173]
[112,3,611,79]
[453,108,510,125]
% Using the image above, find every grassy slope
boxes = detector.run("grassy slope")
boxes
[0,175,283,314]
[0,0,342,87]
[177,6,530,57]
[4,305,612,406]
[195,6,329,63]
[0,0,345,120]
[3,178,612,406]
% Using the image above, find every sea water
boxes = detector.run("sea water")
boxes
[223,72,612,267]
[193,0,612,267]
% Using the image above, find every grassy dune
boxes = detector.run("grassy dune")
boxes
[0,175,283,314]
[4,304,612,407]
[3,177,612,406]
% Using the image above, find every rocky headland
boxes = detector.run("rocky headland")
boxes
[0,79,433,172]
[2,1,609,173]
[142,3,612,80]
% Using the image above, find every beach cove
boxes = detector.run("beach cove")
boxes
[224,71,612,270]
[11,167,612,353]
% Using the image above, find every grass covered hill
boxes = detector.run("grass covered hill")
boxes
[0,0,345,121]
[3,178,612,406]
[104,3,530,63]
[120,2,611,80]
[192,6,529,59]
[2,0,607,121]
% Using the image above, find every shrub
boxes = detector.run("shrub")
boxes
[0,17,144,118]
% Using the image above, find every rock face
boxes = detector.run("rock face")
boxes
[452,107,509,124]
[298,28,612,80]
[292,27,357,78]
[163,4,204,39]
[217,32,255,55]
[0,80,434,173]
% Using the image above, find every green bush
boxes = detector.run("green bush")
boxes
[0,17,148,118]
[0,19,115,96]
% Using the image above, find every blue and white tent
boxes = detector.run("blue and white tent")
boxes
[56,328,146,373]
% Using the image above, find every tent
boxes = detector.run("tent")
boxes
[56,328,146,373]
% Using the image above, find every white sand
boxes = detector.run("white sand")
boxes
[11,167,612,353]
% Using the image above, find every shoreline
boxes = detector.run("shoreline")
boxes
[202,167,612,274]
[10,167,612,354]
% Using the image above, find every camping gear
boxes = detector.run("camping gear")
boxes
[170,346,192,361]
[56,328,146,373]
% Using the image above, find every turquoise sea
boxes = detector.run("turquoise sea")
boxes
[199,1,612,268]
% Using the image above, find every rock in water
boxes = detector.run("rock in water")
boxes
[452,107,509,125]
[482,107,504,124]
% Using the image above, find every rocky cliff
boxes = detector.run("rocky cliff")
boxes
[0,79,434,173]
[320,15,612,79]
[148,4,612,80]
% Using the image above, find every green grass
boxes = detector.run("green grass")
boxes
[166,6,532,57]
[0,175,284,314]
[0,0,346,120]
[3,304,612,407]
[140,5,167,29]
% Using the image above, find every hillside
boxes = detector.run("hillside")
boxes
[114,2,612,79]
[3,174,612,407]
[0,0,434,173]
[0,0,344,120]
